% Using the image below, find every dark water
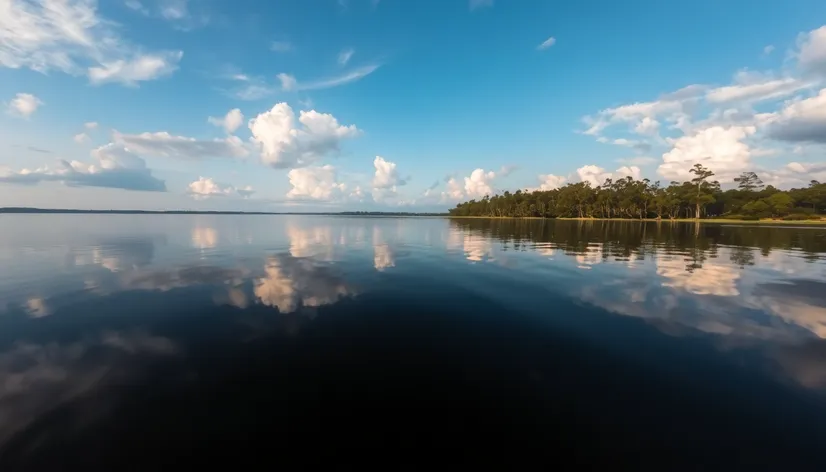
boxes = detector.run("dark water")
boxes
[1,215,826,469]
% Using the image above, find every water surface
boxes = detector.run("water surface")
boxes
[1,215,825,468]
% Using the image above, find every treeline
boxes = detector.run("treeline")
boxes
[449,164,826,220]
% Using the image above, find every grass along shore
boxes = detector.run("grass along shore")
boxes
[448,216,826,225]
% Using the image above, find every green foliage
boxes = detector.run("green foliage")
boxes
[734,172,764,192]
[449,165,826,220]
[782,214,822,221]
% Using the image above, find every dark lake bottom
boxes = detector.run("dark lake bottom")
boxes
[1,215,825,469]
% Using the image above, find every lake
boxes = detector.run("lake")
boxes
[1,215,825,469]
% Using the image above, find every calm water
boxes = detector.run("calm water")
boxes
[1,215,826,468]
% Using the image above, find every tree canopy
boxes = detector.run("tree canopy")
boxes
[448,166,826,220]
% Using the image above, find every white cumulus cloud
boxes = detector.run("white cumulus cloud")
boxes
[531,174,566,191]
[286,165,346,201]
[657,126,755,182]
[249,103,360,168]
[7,93,42,118]
[73,132,90,144]
[187,176,253,199]
[576,165,612,187]
[464,168,496,198]
[372,156,407,189]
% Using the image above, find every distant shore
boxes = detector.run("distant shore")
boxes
[448,216,826,225]
[0,208,449,217]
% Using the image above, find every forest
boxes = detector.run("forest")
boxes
[448,164,826,220]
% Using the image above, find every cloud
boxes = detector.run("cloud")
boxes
[705,71,812,104]
[234,83,275,101]
[582,96,688,137]
[442,177,464,201]
[611,138,652,153]
[73,132,90,144]
[617,156,658,166]
[796,25,826,77]
[469,0,493,10]
[464,169,496,198]
[498,164,517,177]
[537,36,556,51]
[276,65,380,91]
[657,126,755,182]
[615,165,642,180]
[0,330,178,446]
[0,0,183,84]
[84,121,98,129]
[657,254,740,297]
[248,103,360,168]
[87,51,183,86]
[766,88,826,144]
[530,174,566,191]
[187,176,253,199]
[188,177,233,198]
[159,0,188,20]
[207,108,244,134]
[254,254,353,313]
[7,93,42,118]
[576,165,643,186]
[236,185,255,198]
[763,45,775,55]
[286,165,346,201]
[439,168,497,201]
[634,117,660,136]
[576,165,612,187]
[124,0,207,30]
[0,143,166,191]
[761,161,826,187]
[124,0,149,13]
[113,131,248,159]
[276,73,298,91]
[338,48,354,66]
[271,41,293,53]
[372,156,407,189]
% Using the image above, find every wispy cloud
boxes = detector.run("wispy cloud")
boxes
[338,48,354,66]
[537,36,556,50]
[271,41,294,53]
[277,65,380,92]
[469,0,493,11]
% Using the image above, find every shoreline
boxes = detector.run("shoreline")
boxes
[448,216,826,225]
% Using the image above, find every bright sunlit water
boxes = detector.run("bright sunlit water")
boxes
[1,215,826,468]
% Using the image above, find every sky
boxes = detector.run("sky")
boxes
[1,0,826,211]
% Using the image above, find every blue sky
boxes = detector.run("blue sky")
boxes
[1,0,826,211]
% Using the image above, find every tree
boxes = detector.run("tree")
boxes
[734,172,764,192]
[689,164,715,219]
[766,193,794,217]
[446,163,825,220]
